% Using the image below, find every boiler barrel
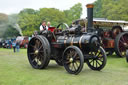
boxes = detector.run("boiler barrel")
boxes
[57,34,93,49]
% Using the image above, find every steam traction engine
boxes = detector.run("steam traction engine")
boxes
[73,18,128,58]
[27,4,107,74]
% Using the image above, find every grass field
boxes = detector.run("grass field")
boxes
[0,48,128,85]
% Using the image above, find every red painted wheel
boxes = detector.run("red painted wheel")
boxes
[115,32,128,57]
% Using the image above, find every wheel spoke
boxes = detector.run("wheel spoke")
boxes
[73,52,78,59]
[29,44,35,48]
[71,63,74,71]
[38,45,43,50]
[97,57,103,62]
[39,51,44,53]
[29,52,35,55]
[119,40,125,46]
[96,60,101,66]
[96,60,98,68]
[93,60,94,67]
[35,39,41,49]
[89,59,93,64]
[119,46,125,52]
[121,36,126,43]
[74,62,79,68]
[124,35,128,43]
[32,57,37,62]
[65,61,70,65]
[73,63,77,71]
[97,52,102,57]
[36,59,39,67]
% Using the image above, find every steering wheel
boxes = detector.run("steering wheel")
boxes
[56,23,69,31]
[52,23,69,40]
[53,23,69,35]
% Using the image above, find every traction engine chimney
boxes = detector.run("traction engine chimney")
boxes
[86,4,94,32]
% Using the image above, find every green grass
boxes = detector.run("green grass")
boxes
[0,48,128,85]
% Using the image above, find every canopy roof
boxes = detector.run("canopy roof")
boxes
[74,18,128,27]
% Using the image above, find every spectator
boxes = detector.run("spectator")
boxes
[8,40,12,49]
[47,21,51,28]
[12,41,16,53]
[40,21,48,31]
[16,41,20,52]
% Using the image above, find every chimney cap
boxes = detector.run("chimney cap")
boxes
[86,4,94,8]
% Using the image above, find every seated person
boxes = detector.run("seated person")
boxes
[47,21,52,28]
[40,21,48,31]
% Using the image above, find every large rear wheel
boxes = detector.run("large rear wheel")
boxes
[115,32,128,57]
[27,35,50,69]
[63,46,84,75]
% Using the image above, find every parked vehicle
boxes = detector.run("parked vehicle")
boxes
[16,36,29,48]
[2,40,9,48]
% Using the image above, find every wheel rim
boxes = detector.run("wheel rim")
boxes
[27,37,46,68]
[63,46,84,74]
[118,33,128,57]
[87,47,106,70]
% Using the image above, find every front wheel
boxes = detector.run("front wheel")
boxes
[63,46,84,75]
[86,46,107,71]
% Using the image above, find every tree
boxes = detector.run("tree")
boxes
[64,3,82,24]
[38,8,67,26]
[93,0,103,18]
[18,3,83,36]
[19,8,36,14]
[18,8,39,36]
[94,0,128,21]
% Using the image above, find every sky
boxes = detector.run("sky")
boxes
[0,0,96,18]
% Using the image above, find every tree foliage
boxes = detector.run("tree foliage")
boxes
[64,3,82,24]
[94,0,128,20]
[18,3,82,36]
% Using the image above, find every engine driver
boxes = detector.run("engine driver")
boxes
[40,21,48,31]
